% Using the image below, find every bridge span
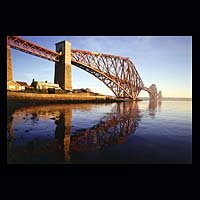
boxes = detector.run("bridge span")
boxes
[7,36,162,101]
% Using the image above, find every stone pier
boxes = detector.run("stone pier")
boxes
[7,44,12,81]
[54,41,72,91]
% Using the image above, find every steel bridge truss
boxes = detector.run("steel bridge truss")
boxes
[7,36,145,99]
[71,50,144,99]
[7,36,61,62]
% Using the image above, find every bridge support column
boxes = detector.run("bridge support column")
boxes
[7,43,12,81]
[54,41,72,91]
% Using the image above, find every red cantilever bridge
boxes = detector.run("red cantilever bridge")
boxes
[7,36,161,100]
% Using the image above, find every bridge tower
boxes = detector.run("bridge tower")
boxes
[54,41,72,91]
[7,41,13,81]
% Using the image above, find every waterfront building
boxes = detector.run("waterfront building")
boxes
[31,79,61,90]
[16,81,34,90]
[7,80,25,91]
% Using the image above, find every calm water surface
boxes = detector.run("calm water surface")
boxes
[7,100,192,164]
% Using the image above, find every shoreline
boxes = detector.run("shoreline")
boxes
[7,91,128,104]
[7,91,131,115]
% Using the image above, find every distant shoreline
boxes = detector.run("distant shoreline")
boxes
[140,97,192,101]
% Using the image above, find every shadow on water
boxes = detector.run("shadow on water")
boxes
[7,100,160,164]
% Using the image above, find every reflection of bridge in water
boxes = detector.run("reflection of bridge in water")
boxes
[7,101,158,163]
[70,102,140,152]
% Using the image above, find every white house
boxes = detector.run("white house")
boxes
[7,81,25,91]
[31,79,61,90]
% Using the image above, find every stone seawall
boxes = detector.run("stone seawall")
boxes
[7,91,127,116]
[7,91,119,104]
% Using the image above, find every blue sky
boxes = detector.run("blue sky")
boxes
[10,36,192,98]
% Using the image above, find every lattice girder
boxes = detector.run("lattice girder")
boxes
[7,36,145,99]
[71,49,144,99]
[7,36,61,62]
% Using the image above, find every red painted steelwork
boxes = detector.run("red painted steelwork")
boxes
[71,49,144,99]
[8,36,145,99]
[7,36,61,62]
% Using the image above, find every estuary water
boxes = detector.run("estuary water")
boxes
[7,100,192,164]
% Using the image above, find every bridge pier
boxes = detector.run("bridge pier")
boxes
[54,41,72,91]
[7,43,13,81]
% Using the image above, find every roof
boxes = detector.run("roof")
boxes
[7,81,21,86]
[16,81,28,86]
